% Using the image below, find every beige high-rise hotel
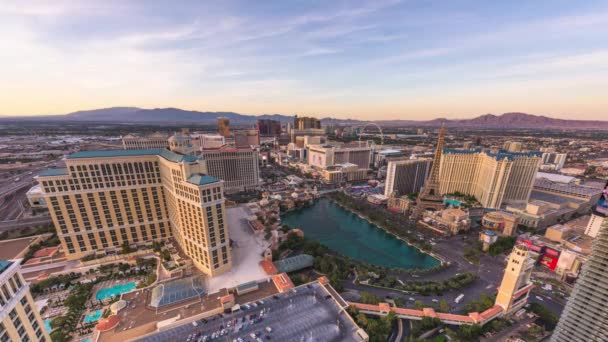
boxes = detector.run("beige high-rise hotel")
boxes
[36,146,231,277]
[439,148,541,208]
[0,260,51,342]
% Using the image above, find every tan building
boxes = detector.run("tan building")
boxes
[217,117,231,138]
[481,211,520,236]
[0,260,50,342]
[421,208,471,235]
[585,212,605,238]
[234,129,260,148]
[122,132,169,149]
[545,224,570,242]
[322,163,368,184]
[293,116,320,130]
[36,147,232,277]
[439,149,541,208]
[387,194,411,214]
[201,147,260,193]
[308,143,372,170]
[495,245,535,315]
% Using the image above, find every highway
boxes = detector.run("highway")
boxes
[0,217,53,231]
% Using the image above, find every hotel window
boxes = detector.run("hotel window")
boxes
[2,285,11,301]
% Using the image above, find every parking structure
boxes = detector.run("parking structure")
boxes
[137,282,364,342]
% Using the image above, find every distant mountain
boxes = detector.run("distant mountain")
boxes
[1,107,607,129]
[398,112,608,129]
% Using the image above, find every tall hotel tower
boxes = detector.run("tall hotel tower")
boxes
[551,218,608,341]
[36,142,232,277]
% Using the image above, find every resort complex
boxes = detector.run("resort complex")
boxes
[35,146,231,277]
[2,110,606,342]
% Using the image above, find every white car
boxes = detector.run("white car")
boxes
[535,296,544,301]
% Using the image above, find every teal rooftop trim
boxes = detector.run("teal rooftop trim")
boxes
[38,168,68,177]
[0,261,12,273]
[187,174,220,186]
[67,149,198,163]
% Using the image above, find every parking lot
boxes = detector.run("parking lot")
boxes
[138,283,363,342]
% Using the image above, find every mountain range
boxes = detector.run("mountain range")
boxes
[2,107,608,129]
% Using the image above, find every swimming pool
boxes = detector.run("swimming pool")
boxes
[44,319,52,333]
[95,281,136,301]
[83,309,103,323]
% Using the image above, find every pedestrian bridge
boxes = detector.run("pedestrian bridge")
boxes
[348,301,504,326]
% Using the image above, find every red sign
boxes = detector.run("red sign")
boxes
[540,254,559,270]
[517,239,543,253]
[544,247,560,258]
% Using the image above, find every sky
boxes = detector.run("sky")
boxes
[1,0,608,120]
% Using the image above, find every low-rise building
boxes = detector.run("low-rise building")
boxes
[387,195,412,214]
[421,208,471,235]
[26,184,46,208]
[481,211,520,236]
[322,163,368,184]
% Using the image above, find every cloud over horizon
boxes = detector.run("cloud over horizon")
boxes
[1,0,607,120]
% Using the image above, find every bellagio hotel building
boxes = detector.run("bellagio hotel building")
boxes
[35,143,232,277]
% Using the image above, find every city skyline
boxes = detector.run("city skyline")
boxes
[2,0,608,120]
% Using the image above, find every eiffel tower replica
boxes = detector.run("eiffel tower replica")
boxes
[411,125,447,220]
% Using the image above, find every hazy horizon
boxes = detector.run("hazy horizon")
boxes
[2,0,608,120]
[2,106,608,122]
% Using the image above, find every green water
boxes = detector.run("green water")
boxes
[282,198,440,269]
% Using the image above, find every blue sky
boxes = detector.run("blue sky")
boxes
[1,0,607,120]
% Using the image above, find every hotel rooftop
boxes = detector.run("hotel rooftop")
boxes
[443,148,542,161]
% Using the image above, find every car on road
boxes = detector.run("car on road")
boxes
[536,296,544,301]
[408,297,415,301]
[432,299,438,303]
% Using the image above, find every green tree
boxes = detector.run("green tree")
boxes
[438,299,450,313]
[414,300,425,310]
[360,292,381,305]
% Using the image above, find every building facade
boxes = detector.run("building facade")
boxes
[541,152,567,171]
[293,116,321,130]
[308,143,372,170]
[201,147,260,193]
[217,117,231,138]
[122,132,169,150]
[36,148,232,277]
[384,159,432,197]
[495,245,535,315]
[234,129,260,148]
[257,119,281,136]
[439,149,541,208]
[552,219,608,341]
[0,260,50,342]
[481,211,520,236]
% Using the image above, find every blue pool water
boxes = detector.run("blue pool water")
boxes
[83,309,103,323]
[44,319,52,333]
[95,282,136,301]
[444,198,462,207]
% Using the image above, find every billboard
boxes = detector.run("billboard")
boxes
[517,238,543,253]
[596,180,608,216]
[536,247,561,271]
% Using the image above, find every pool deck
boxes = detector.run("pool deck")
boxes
[94,279,138,301]
[97,280,279,342]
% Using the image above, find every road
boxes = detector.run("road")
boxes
[342,232,507,313]
[481,316,537,342]
[0,217,53,231]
